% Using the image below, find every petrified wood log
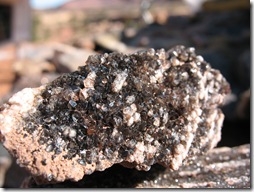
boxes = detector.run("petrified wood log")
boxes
[0,46,230,184]
[21,144,250,188]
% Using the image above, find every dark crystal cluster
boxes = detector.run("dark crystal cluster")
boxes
[22,45,230,174]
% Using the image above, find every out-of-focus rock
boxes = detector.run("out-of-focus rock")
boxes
[153,9,169,25]
[236,50,250,90]
[72,37,95,50]
[13,59,55,77]
[17,42,55,62]
[0,84,13,103]
[140,0,154,24]
[0,64,15,83]
[123,21,190,50]
[183,0,206,14]
[0,144,12,187]
[202,0,249,12]
[0,157,11,187]
[3,157,30,188]
[50,43,96,72]
[0,43,16,100]
[123,27,138,39]
[94,33,141,54]
[17,42,96,73]
[94,33,128,52]
[20,144,250,188]
[235,89,250,120]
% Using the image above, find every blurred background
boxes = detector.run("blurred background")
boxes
[0,0,251,188]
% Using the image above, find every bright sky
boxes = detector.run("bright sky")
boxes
[30,0,71,9]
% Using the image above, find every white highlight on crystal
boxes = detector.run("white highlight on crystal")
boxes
[83,71,96,89]
[63,127,77,138]
[150,60,171,84]
[126,95,135,104]
[133,142,145,164]
[112,70,128,93]
[147,109,154,117]
[153,117,160,127]
[81,71,97,99]
[123,103,141,126]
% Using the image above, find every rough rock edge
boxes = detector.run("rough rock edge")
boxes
[20,144,250,188]
[0,88,97,184]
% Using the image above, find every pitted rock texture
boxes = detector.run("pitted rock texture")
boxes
[20,144,250,188]
[0,45,230,184]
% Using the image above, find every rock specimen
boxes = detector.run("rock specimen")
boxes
[0,45,230,184]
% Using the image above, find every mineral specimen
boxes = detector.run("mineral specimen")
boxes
[0,45,230,184]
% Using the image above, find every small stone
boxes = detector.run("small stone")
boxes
[68,129,77,138]
[46,144,54,152]
[47,174,53,182]
[68,100,77,108]
[77,159,86,165]
[112,70,128,93]
[153,117,160,127]
[83,71,96,88]
[126,95,135,104]
[171,57,180,66]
